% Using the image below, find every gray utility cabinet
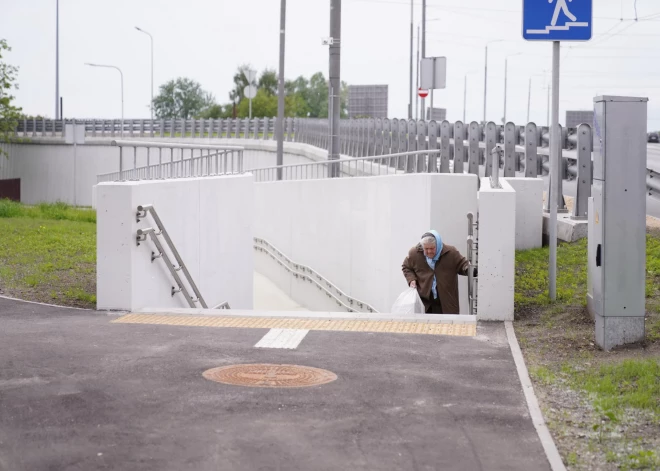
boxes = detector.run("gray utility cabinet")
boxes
[588,96,648,351]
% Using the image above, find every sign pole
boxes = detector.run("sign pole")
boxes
[549,40,560,301]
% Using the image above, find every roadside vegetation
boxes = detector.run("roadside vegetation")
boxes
[0,200,96,308]
[515,229,660,470]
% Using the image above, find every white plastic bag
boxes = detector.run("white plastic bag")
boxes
[390,287,425,315]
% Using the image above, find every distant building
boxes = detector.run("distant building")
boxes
[426,107,447,122]
[566,110,594,128]
[348,85,388,118]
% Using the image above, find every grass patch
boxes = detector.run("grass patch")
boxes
[0,216,96,308]
[515,230,660,470]
[0,199,96,223]
[566,359,660,417]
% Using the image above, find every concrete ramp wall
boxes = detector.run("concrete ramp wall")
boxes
[254,174,479,314]
[96,174,254,312]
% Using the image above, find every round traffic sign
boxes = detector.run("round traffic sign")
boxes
[418,88,429,98]
[244,85,257,100]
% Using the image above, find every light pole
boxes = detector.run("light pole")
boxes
[420,0,426,119]
[463,74,467,123]
[483,40,503,123]
[527,77,532,123]
[408,0,413,119]
[55,0,60,120]
[135,27,154,125]
[276,0,286,179]
[503,52,521,124]
[85,63,124,136]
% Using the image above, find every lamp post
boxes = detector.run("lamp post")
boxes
[55,0,60,120]
[135,27,154,126]
[503,52,521,124]
[85,63,124,136]
[483,40,503,123]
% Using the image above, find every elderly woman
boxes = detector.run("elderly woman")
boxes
[401,230,477,314]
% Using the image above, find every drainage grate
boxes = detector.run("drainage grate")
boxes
[202,364,338,388]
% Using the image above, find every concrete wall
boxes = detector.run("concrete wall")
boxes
[96,174,253,312]
[477,177,516,321]
[504,177,543,250]
[253,174,479,314]
[0,138,327,206]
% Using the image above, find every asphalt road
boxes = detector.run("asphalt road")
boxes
[0,298,551,471]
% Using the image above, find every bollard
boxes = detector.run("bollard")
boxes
[490,145,503,189]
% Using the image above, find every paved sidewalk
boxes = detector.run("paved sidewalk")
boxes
[0,298,551,471]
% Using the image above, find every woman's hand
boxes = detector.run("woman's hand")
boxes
[410,280,417,289]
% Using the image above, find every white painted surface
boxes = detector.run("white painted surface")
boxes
[0,138,330,206]
[96,174,253,311]
[505,177,544,250]
[477,177,516,321]
[254,173,479,313]
[254,329,310,349]
[253,271,307,311]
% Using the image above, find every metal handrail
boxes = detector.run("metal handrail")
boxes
[253,237,378,313]
[110,139,245,151]
[250,150,442,181]
[466,212,478,316]
[136,204,208,308]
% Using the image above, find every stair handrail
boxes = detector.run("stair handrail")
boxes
[136,204,208,308]
[253,237,378,314]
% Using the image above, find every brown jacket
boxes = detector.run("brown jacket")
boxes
[401,243,470,314]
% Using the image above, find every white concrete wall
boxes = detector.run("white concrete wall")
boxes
[253,174,479,313]
[504,177,543,250]
[477,177,516,321]
[96,174,253,312]
[1,138,328,206]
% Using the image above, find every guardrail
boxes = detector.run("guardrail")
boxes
[97,140,245,183]
[250,150,441,182]
[253,237,378,313]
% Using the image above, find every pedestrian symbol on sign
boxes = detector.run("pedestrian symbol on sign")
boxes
[522,0,592,41]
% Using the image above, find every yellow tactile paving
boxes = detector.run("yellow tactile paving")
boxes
[112,314,477,337]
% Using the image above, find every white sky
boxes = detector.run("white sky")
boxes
[2,0,660,129]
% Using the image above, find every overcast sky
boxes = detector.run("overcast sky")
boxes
[2,0,660,129]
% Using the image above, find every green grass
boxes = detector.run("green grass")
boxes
[566,359,660,417]
[0,199,96,223]
[0,213,96,308]
[515,234,660,310]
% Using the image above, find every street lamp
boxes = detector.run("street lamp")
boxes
[483,39,503,123]
[135,27,154,126]
[503,53,521,124]
[85,63,124,136]
[55,0,60,120]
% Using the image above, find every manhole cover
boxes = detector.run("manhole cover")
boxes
[202,364,337,388]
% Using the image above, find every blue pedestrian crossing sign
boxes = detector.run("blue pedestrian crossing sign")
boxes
[523,0,592,41]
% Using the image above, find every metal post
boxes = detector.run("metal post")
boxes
[409,0,413,120]
[463,75,467,124]
[415,26,420,120]
[527,77,532,123]
[549,41,560,302]
[135,27,154,127]
[420,0,426,117]
[483,45,488,123]
[504,57,508,124]
[276,0,286,180]
[329,0,341,176]
[490,145,501,188]
[55,0,60,120]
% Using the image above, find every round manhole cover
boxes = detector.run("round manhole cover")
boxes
[203,364,337,388]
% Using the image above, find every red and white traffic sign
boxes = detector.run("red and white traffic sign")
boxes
[418,88,429,98]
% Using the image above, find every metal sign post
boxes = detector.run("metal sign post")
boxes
[523,0,592,301]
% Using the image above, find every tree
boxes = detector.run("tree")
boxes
[197,103,233,119]
[237,89,278,118]
[258,69,278,96]
[0,39,22,154]
[152,77,214,119]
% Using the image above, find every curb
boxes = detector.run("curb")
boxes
[505,321,567,471]
[0,294,93,311]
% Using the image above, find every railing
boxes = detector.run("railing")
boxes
[136,204,209,308]
[97,140,245,183]
[250,150,442,182]
[16,117,657,205]
[466,212,478,316]
[253,237,378,314]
